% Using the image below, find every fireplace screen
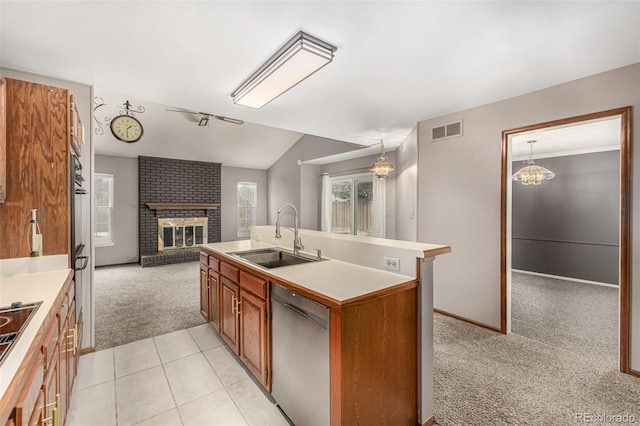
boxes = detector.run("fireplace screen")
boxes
[158,217,208,252]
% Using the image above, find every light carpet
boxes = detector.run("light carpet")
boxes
[94,261,206,351]
[433,313,640,425]
[512,271,618,365]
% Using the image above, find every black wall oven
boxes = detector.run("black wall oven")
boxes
[71,153,88,322]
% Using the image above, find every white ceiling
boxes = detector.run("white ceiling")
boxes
[1,2,639,168]
[512,116,621,160]
[92,91,303,169]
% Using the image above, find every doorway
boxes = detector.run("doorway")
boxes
[500,107,631,373]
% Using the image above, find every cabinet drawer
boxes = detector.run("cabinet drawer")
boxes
[220,261,239,282]
[240,271,267,300]
[209,256,220,272]
[41,317,59,369]
[58,284,74,324]
[199,252,209,266]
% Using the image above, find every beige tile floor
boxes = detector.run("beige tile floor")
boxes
[67,324,290,426]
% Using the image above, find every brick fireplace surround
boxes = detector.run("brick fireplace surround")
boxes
[139,156,221,267]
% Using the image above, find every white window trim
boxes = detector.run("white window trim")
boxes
[94,173,114,246]
[237,181,257,238]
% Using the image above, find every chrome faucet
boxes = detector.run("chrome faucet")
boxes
[275,203,304,255]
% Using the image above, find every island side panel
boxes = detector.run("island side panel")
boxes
[334,285,418,425]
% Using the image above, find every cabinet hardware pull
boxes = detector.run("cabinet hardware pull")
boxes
[54,394,60,426]
[236,301,242,317]
[232,295,237,314]
[73,324,78,354]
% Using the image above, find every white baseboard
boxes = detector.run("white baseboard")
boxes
[511,269,618,289]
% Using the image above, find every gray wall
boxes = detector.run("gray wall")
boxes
[417,63,639,370]
[221,166,268,241]
[95,155,139,266]
[300,163,321,230]
[318,152,397,239]
[512,151,620,284]
[395,126,418,241]
[267,134,358,225]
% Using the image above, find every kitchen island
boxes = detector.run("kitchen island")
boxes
[200,227,450,426]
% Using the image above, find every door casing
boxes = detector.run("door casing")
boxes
[500,106,632,373]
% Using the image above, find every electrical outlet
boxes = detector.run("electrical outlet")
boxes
[384,257,400,272]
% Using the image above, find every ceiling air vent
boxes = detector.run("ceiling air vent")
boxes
[431,120,463,141]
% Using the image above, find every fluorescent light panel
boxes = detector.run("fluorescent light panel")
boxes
[232,31,337,108]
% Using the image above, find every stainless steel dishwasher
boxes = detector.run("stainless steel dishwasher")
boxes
[271,282,330,426]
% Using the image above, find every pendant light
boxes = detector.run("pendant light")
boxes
[370,140,394,179]
[512,140,555,185]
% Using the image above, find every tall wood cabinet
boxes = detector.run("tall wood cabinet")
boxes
[0,78,71,259]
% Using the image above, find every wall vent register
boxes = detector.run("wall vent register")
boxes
[431,120,463,141]
[158,217,208,252]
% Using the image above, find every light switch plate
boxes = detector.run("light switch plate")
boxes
[384,257,400,272]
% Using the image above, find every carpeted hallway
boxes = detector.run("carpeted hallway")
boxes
[94,261,206,351]
[511,271,618,365]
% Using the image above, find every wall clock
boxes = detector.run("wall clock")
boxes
[93,98,146,141]
[110,114,143,143]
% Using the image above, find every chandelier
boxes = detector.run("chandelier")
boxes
[370,140,394,179]
[512,140,555,185]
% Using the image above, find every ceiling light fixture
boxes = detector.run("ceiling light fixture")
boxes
[231,31,337,109]
[512,140,556,185]
[370,140,394,179]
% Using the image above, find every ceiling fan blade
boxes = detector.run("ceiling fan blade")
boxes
[166,109,243,125]
[214,115,244,125]
[166,109,199,122]
[165,108,198,115]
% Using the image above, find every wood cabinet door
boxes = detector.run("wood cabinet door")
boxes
[59,298,76,425]
[0,79,70,259]
[199,265,209,321]
[25,388,43,426]
[43,344,59,426]
[239,290,268,387]
[58,314,69,425]
[13,353,44,426]
[220,277,240,354]
[68,300,78,384]
[75,308,83,375]
[208,270,220,332]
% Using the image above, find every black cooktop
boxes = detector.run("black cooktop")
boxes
[0,302,41,365]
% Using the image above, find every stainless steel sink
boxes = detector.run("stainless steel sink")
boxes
[229,248,323,269]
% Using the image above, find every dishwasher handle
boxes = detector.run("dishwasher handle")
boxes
[274,298,328,330]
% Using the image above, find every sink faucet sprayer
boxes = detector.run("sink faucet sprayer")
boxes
[275,203,304,255]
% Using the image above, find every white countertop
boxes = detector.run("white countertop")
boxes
[201,241,416,303]
[0,269,72,396]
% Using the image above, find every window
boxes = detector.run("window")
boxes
[94,173,114,245]
[237,182,257,237]
[330,174,373,236]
